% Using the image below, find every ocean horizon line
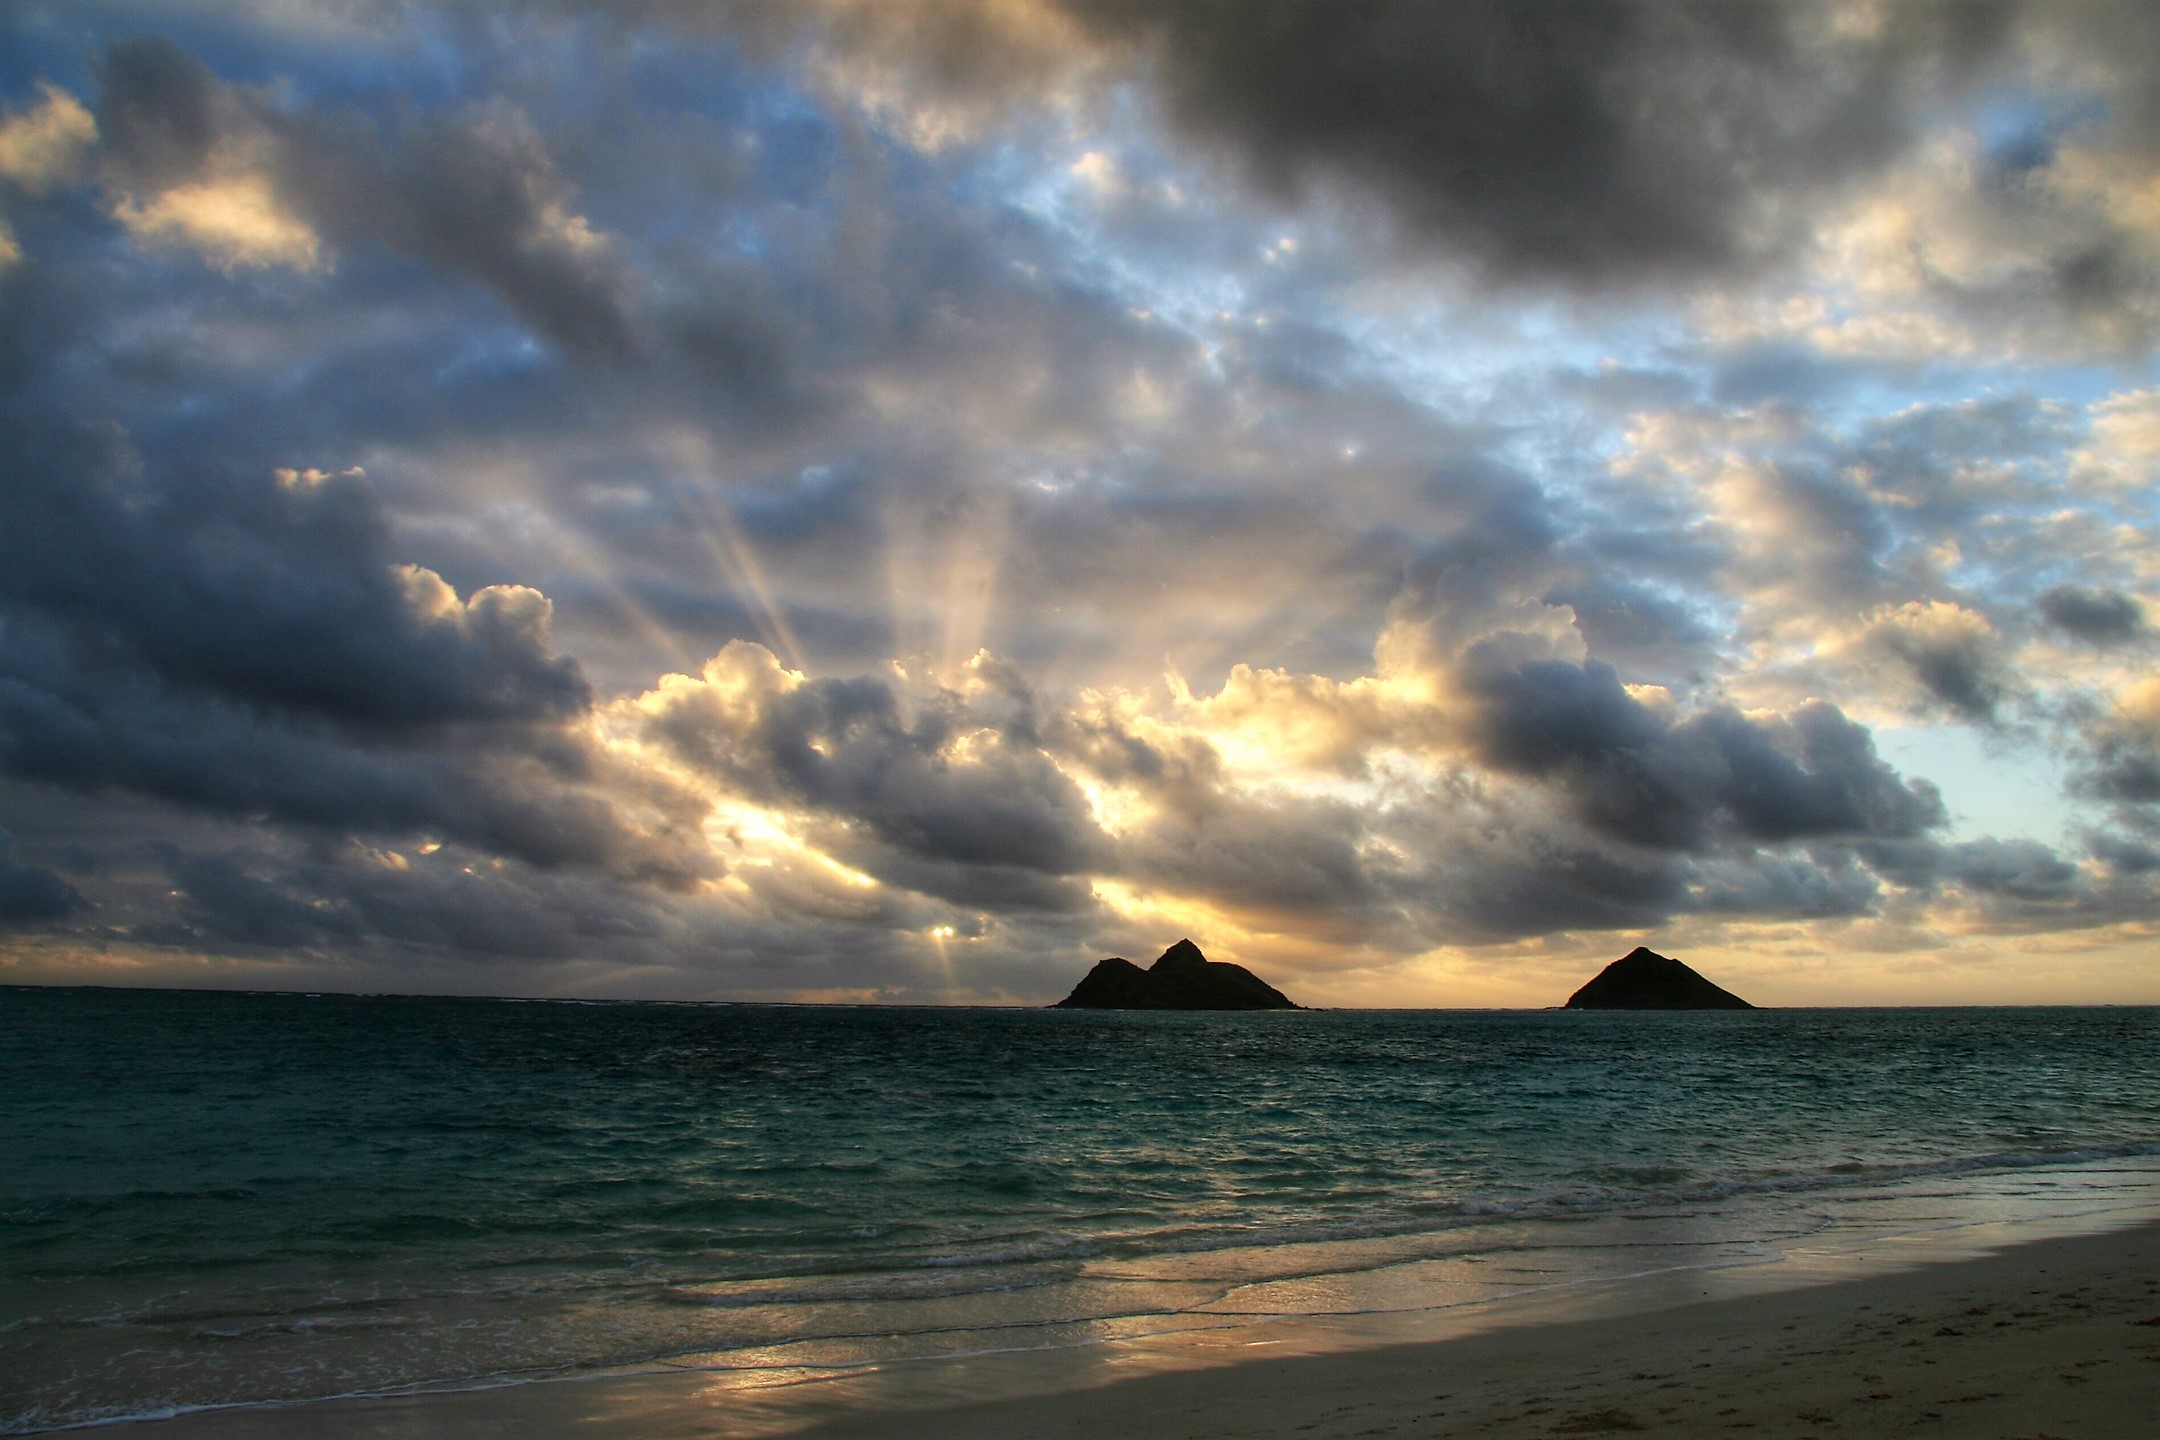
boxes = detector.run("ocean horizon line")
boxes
[5,979,2157,1011]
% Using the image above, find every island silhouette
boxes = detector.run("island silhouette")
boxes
[1564,946,1754,1009]
[1053,939,1300,1010]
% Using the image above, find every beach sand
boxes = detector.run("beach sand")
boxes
[133,1217,2160,1439]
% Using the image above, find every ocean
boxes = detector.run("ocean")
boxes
[4,987,2157,1433]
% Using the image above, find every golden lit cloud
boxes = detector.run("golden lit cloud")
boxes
[115,171,324,272]
[0,83,95,192]
[1170,663,1402,776]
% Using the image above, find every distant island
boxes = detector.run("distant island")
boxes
[1053,939,1300,1010]
[1564,946,1754,1009]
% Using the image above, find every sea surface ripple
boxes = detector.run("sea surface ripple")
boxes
[3,988,2156,1432]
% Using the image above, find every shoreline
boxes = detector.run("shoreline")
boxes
[114,1190,2160,1438]
[783,1212,2160,1440]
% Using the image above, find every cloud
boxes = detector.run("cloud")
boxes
[0,631,703,882]
[1077,0,1920,287]
[3,10,2156,999]
[2038,584,2147,645]
[95,37,226,192]
[1697,15,2160,364]
[93,38,633,351]
[0,83,97,193]
[0,389,707,886]
[96,38,324,271]
[0,82,97,275]
[2071,387,2160,492]
[0,826,82,927]
[1611,393,2158,733]
[625,643,1108,910]
[1841,600,2017,724]
[0,410,590,734]
[716,0,2160,340]
[113,171,324,272]
[2076,676,2160,805]
[142,842,675,963]
[1453,649,1948,848]
[289,99,639,360]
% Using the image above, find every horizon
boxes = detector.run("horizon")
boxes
[13,978,2158,1011]
[4,3,2160,1006]
[10,950,2157,1012]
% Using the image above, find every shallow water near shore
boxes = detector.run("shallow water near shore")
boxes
[4,988,2157,1433]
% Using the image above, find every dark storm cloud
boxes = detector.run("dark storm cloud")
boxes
[1359,786,1879,945]
[1091,0,2160,353]
[0,370,704,883]
[94,34,227,191]
[728,0,2036,285]
[10,23,1250,946]
[69,24,1572,699]
[1378,478,1567,656]
[1728,447,1903,615]
[2088,829,2160,876]
[0,622,702,881]
[2077,725,2160,805]
[1454,649,1947,851]
[1858,828,2160,934]
[1079,0,1918,285]
[300,101,642,364]
[1847,396,2070,525]
[1868,614,2015,724]
[1685,845,1884,922]
[138,840,681,963]
[1943,836,2081,903]
[744,680,1093,874]
[1539,576,1717,683]
[1126,788,1380,921]
[0,826,82,926]
[147,850,365,951]
[1049,702,1415,930]
[2038,584,2147,645]
[0,405,589,733]
[835,850,1094,915]
[1414,829,1688,942]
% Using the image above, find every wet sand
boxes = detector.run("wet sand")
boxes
[131,1217,2160,1439]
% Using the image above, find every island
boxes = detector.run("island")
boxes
[1053,939,1300,1010]
[1563,946,1754,1009]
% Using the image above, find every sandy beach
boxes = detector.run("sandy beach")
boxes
[128,1214,2160,1439]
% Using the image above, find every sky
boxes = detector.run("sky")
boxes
[2,1,2158,1007]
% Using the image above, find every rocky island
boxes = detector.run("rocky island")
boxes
[1053,939,1300,1010]
[1564,946,1754,1009]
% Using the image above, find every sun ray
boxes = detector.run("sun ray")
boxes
[650,428,808,672]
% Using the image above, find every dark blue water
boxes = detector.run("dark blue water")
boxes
[4,988,2157,1432]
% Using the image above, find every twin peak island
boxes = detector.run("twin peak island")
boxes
[1052,940,1753,1010]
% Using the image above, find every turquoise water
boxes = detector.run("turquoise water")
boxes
[3,987,2157,1432]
